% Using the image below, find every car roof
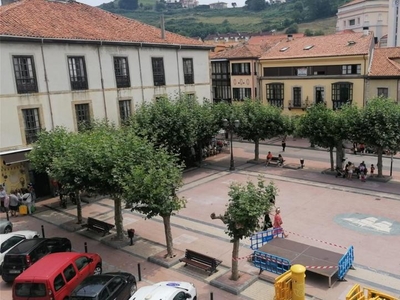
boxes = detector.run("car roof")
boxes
[73,274,115,296]
[6,238,45,254]
[15,252,98,280]
[131,285,179,299]
[0,231,38,243]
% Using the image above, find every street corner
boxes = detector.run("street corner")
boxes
[335,213,400,235]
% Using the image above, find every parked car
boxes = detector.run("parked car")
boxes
[1,237,71,283]
[69,272,137,300]
[129,281,196,300]
[0,230,39,274]
[0,219,13,234]
[13,252,102,300]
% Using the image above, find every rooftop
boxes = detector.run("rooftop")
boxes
[369,47,400,76]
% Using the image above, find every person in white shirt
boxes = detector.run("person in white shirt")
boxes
[0,185,7,213]
[21,188,33,214]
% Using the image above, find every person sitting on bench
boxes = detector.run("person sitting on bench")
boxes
[278,154,284,166]
[266,151,273,165]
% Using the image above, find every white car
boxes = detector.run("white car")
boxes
[129,281,197,300]
[0,230,39,273]
[0,219,13,234]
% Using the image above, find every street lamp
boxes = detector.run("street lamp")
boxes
[223,118,240,171]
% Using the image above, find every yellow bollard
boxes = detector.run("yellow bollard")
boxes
[291,264,306,300]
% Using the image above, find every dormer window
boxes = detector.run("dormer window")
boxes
[303,45,314,50]
[280,47,289,52]
[347,41,356,46]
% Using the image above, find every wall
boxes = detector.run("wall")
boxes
[388,0,400,46]
[365,78,400,101]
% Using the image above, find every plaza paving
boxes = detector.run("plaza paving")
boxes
[1,142,399,300]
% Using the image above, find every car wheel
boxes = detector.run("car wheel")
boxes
[93,264,102,275]
[4,226,12,234]
[129,283,137,296]
[33,235,39,238]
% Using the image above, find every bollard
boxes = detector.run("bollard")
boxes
[138,263,142,281]
[210,292,214,300]
[291,264,306,300]
[6,210,9,221]
[84,242,88,253]
[41,225,45,238]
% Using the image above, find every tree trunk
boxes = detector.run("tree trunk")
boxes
[335,142,344,170]
[377,147,383,177]
[162,214,175,258]
[114,197,124,240]
[329,146,334,171]
[198,143,203,166]
[76,191,82,224]
[254,139,260,161]
[231,238,240,280]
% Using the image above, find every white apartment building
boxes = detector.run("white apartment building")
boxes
[336,0,389,42]
[388,0,400,46]
[0,0,212,196]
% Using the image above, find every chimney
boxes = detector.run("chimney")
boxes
[160,14,165,40]
[363,26,369,35]
[374,37,378,44]
[287,34,293,41]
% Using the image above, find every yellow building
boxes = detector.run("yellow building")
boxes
[366,47,400,101]
[258,32,375,115]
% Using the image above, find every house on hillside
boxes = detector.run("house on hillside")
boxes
[259,32,375,113]
[181,0,198,8]
[366,47,400,101]
[209,2,227,9]
[0,0,212,196]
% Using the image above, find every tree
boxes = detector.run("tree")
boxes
[285,23,298,34]
[119,0,138,10]
[296,104,350,170]
[235,99,287,161]
[211,178,277,280]
[304,29,313,36]
[232,2,237,7]
[120,137,185,258]
[246,0,267,11]
[349,97,400,177]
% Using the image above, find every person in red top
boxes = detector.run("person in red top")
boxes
[273,207,288,238]
[266,151,273,166]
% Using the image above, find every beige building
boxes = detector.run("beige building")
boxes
[366,47,400,101]
[336,0,389,42]
[388,0,400,46]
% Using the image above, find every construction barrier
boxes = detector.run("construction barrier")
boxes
[250,228,283,250]
[346,284,364,300]
[253,250,290,275]
[274,269,292,300]
[346,284,399,300]
[338,246,354,280]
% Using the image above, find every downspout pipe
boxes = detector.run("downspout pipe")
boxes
[137,43,145,103]
[40,39,55,129]
[97,43,108,120]
[176,48,181,95]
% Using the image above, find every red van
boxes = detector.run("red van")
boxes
[12,252,102,300]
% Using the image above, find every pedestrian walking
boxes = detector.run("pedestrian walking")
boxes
[0,185,6,213]
[282,140,286,152]
[8,190,20,217]
[370,164,375,175]
[273,207,288,238]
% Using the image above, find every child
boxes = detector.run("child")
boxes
[370,164,375,175]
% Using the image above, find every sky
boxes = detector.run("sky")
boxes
[78,0,246,8]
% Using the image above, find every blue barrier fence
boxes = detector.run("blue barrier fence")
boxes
[338,245,354,280]
[252,250,290,275]
[250,228,283,250]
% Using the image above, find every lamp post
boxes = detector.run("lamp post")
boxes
[223,118,240,171]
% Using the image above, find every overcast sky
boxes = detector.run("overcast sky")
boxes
[79,0,246,8]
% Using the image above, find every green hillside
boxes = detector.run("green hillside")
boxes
[101,0,340,38]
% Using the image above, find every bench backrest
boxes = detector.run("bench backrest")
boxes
[87,217,114,229]
[185,250,216,267]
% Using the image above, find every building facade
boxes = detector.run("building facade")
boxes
[388,0,400,46]
[336,0,389,42]
[0,0,212,195]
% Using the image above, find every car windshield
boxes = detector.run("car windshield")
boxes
[15,283,46,297]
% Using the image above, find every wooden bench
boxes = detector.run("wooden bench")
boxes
[82,217,115,236]
[180,249,222,275]
[266,157,285,166]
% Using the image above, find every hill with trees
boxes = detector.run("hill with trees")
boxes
[100,0,349,39]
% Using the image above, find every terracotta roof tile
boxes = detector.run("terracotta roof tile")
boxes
[260,32,373,60]
[248,33,304,45]
[369,47,400,76]
[0,0,206,47]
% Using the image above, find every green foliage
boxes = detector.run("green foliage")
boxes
[118,0,138,10]
[246,0,267,11]
[304,28,313,36]
[285,23,298,34]
[224,177,277,240]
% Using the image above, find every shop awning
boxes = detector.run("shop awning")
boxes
[1,150,31,165]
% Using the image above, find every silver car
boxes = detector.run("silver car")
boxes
[0,219,13,234]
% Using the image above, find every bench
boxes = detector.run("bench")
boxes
[82,217,115,236]
[266,157,285,167]
[179,249,222,275]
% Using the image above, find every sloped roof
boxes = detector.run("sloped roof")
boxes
[0,0,206,47]
[260,32,373,60]
[248,33,304,45]
[339,0,366,8]
[369,47,400,76]
[210,43,267,59]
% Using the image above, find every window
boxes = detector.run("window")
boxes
[63,264,76,282]
[231,63,250,75]
[119,100,132,124]
[183,58,194,84]
[315,86,325,104]
[173,292,188,300]
[233,88,251,101]
[332,82,353,110]
[186,93,195,101]
[292,87,302,107]
[22,108,41,144]
[152,57,165,86]
[68,57,88,90]
[342,64,361,75]
[211,61,231,102]
[53,274,66,291]
[75,256,90,271]
[114,57,130,88]
[99,288,110,300]
[1,236,25,253]
[13,56,38,94]
[377,88,388,98]
[349,19,355,26]
[108,277,123,293]
[75,104,91,131]
[15,283,46,297]
[266,83,284,107]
